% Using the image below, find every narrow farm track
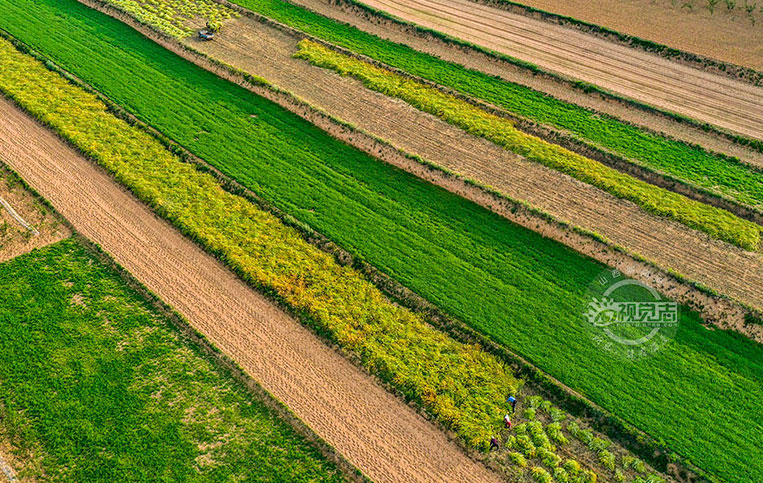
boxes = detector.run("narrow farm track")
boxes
[190,18,763,311]
[0,97,502,483]
[354,0,763,139]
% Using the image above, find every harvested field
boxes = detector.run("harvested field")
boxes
[350,0,763,139]
[189,17,763,311]
[0,165,69,263]
[0,95,500,483]
[497,0,763,70]
[292,0,763,169]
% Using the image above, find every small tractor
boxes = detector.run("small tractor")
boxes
[198,20,221,41]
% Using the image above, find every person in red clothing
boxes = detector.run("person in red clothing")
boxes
[503,413,512,429]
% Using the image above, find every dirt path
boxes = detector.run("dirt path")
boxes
[292,0,763,169]
[0,165,70,264]
[347,0,763,139]
[0,96,501,483]
[187,17,763,312]
[499,0,763,71]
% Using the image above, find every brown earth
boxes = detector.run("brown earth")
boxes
[493,0,763,71]
[292,0,763,168]
[0,165,70,264]
[352,0,763,139]
[0,96,501,483]
[185,17,763,314]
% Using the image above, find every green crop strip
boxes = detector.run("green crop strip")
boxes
[223,0,763,212]
[1,2,761,481]
[0,36,520,449]
[0,239,343,482]
[295,39,761,251]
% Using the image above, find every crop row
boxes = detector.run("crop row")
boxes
[495,395,665,482]
[294,39,761,250]
[0,35,521,449]
[0,239,343,481]
[225,0,763,211]
[0,30,665,483]
[2,2,761,481]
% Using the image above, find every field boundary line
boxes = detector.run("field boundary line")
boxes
[0,194,38,235]
[300,0,763,155]
[32,7,752,479]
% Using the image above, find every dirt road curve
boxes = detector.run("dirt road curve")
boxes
[356,0,763,139]
[0,97,500,483]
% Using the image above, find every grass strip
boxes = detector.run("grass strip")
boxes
[0,36,519,449]
[1,2,761,480]
[294,39,761,251]
[225,0,763,211]
[0,239,344,482]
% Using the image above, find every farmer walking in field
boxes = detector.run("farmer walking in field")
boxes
[504,413,512,429]
[489,436,500,451]
[507,395,517,413]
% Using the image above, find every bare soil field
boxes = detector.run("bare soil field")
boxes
[293,0,763,168]
[0,96,501,483]
[495,0,763,71]
[0,166,70,263]
[188,17,763,312]
[353,0,763,139]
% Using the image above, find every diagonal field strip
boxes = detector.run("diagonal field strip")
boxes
[355,0,763,140]
[0,97,500,483]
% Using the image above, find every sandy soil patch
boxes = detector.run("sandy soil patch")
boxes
[0,96,500,483]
